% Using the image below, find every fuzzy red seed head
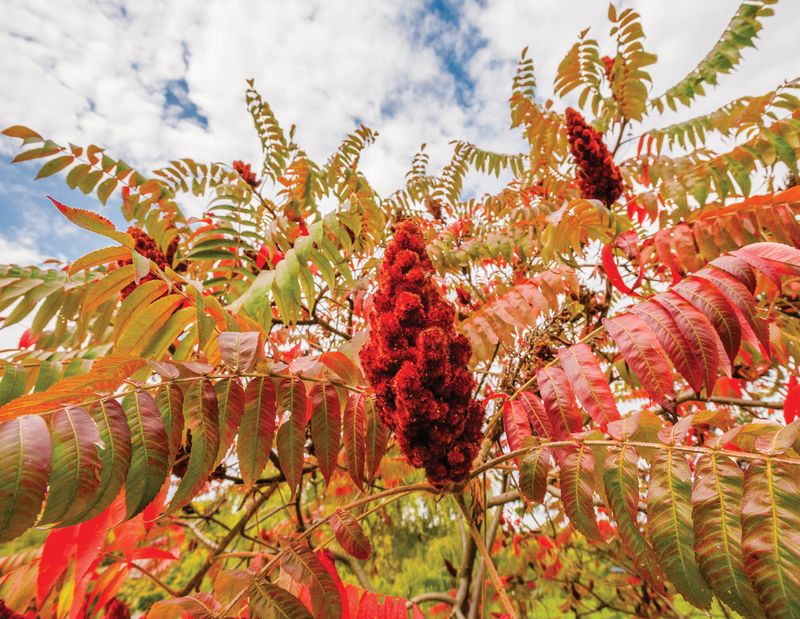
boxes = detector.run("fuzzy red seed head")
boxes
[233,160,261,188]
[601,55,614,81]
[565,107,624,206]
[359,220,483,486]
[120,226,172,299]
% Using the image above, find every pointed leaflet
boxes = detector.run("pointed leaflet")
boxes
[741,459,800,618]
[364,395,388,483]
[517,391,552,439]
[631,300,704,394]
[215,377,246,464]
[733,242,800,286]
[558,344,620,426]
[155,382,184,467]
[603,314,675,402]
[167,379,220,513]
[695,265,770,353]
[647,448,712,610]
[503,399,532,460]
[655,292,720,394]
[330,508,372,560]
[123,391,170,518]
[559,444,603,543]
[248,580,313,619]
[47,197,134,247]
[692,453,763,618]
[0,415,51,542]
[710,254,757,292]
[343,393,366,489]
[238,377,277,487]
[537,366,581,439]
[276,377,307,496]
[39,407,103,525]
[75,399,132,523]
[603,446,665,594]
[281,545,342,619]
[310,382,341,484]
[674,277,742,363]
[519,445,551,504]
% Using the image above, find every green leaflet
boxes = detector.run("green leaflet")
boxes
[276,377,307,498]
[72,399,132,524]
[39,407,103,525]
[343,392,366,490]
[309,382,341,485]
[364,395,388,483]
[519,445,550,504]
[0,416,51,542]
[692,453,763,617]
[215,377,246,465]
[166,379,220,514]
[0,363,27,407]
[155,382,185,468]
[248,580,312,619]
[559,443,603,543]
[742,459,800,619]
[647,448,712,609]
[123,391,170,518]
[237,377,276,487]
[603,446,665,594]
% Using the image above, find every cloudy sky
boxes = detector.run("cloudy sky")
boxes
[1,0,799,266]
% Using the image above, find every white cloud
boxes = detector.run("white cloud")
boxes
[0,233,48,264]
[1,0,799,258]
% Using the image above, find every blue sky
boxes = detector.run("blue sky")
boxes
[2,0,800,266]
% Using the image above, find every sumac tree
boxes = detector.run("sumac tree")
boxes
[1,2,800,618]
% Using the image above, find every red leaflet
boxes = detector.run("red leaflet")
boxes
[694,266,770,354]
[654,230,683,285]
[517,391,553,439]
[330,509,372,560]
[356,590,379,619]
[537,366,582,439]
[37,525,80,604]
[654,292,720,395]
[601,243,638,297]
[558,344,620,426]
[631,301,704,394]
[674,277,742,363]
[786,376,800,424]
[503,400,532,457]
[603,314,675,403]
[709,255,757,292]
[732,242,800,286]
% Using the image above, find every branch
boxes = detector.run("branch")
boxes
[455,495,518,619]
[408,593,464,619]
[332,549,373,591]
[129,561,180,597]
[178,484,278,596]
